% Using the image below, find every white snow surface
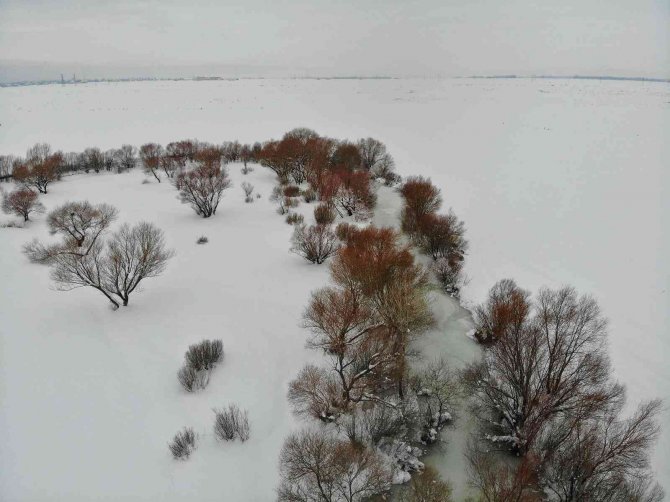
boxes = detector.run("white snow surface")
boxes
[1,78,668,499]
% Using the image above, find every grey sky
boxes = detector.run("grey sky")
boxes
[0,0,668,80]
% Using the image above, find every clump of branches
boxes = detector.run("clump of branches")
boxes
[168,427,197,460]
[213,404,250,442]
[241,181,254,202]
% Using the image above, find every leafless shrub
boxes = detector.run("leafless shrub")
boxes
[196,235,208,244]
[168,427,197,459]
[283,185,300,198]
[213,404,250,442]
[241,164,254,175]
[241,181,254,203]
[285,212,304,225]
[302,188,317,203]
[314,203,335,225]
[432,258,464,298]
[185,339,223,371]
[177,364,208,392]
[291,224,339,264]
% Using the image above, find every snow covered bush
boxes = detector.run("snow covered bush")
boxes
[314,203,335,225]
[302,188,317,203]
[290,224,339,264]
[177,364,208,392]
[409,359,460,445]
[283,185,300,198]
[2,188,44,222]
[168,427,196,460]
[241,181,254,202]
[174,162,231,217]
[277,428,391,502]
[213,404,250,442]
[50,221,174,309]
[285,212,304,225]
[184,339,223,371]
[431,258,464,298]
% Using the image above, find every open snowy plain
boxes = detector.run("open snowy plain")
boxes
[1,77,668,500]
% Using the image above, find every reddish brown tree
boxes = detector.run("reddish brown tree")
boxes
[400,176,442,235]
[331,170,376,219]
[140,143,164,182]
[2,188,44,221]
[174,163,231,217]
[13,145,63,194]
[415,210,468,263]
[331,142,362,171]
[472,279,531,344]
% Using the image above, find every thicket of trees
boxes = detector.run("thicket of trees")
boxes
[400,176,468,297]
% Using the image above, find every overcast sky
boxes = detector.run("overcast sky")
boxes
[0,0,668,80]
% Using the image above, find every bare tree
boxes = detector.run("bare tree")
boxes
[540,399,663,502]
[24,201,118,263]
[277,428,391,502]
[465,286,622,456]
[472,279,531,344]
[213,404,250,442]
[51,222,174,309]
[291,224,340,264]
[140,143,164,182]
[82,148,106,173]
[114,145,137,172]
[0,155,16,180]
[174,163,231,217]
[2,188,44,221]
[13,144,63,193]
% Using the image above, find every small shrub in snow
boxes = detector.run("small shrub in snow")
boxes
[291,224,339,264]
[313,203,335,225]
[141,178,150,185]
[168,427,197,460]
[185,339,223,371]
[285,212,304,226]
[241,182,254,203]
[282,185,300,198]
[255,193,261,199]
[196,236,208,244]
[302,188,317,203]
[177,364,208,392]
[240,165,254,175]
[213,404,250,442]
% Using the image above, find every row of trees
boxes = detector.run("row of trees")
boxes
[279,223,461,500]
[465,280,663,501]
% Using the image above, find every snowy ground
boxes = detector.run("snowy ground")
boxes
[1,78,668,498]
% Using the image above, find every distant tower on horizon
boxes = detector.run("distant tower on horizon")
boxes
[60,74,65,84]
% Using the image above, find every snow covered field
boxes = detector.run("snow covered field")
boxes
[1,77,668,499]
